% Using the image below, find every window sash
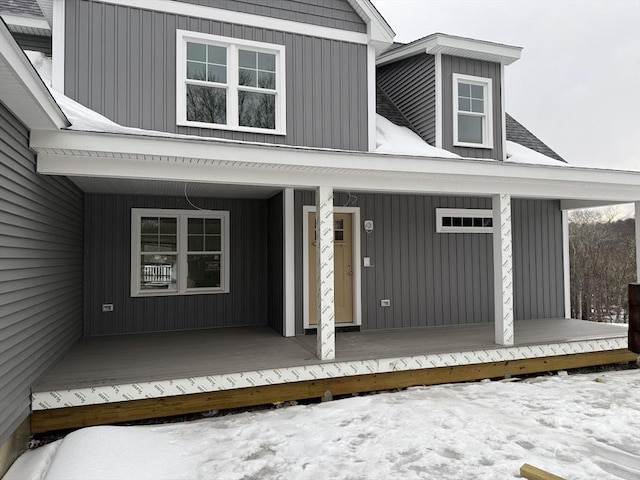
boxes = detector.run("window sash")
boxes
[452,73,493,149]
[131,209,230,296]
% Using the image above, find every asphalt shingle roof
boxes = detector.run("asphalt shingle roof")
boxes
[0,0,44,18]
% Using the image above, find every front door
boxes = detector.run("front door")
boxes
[308,212,354,325]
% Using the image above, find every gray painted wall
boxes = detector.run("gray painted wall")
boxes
[84,194,273,336]
[441,54,503,160]
[64,0,368,150]
[0,102,84,446]
[377,54,436,146]
[267,192,284,334]
[295,191,563,333]
[176,0,366,33]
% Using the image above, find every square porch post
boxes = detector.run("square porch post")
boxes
[316,185,335,360]
[493,193,514,346]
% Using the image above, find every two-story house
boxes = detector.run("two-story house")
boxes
[1,0,638,472]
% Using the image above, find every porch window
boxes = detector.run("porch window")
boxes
[176,30,286,134]
[131,209,230,296]
[453,73,493,148]
[436,208,493,233]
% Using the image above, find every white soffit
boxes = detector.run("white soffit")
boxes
[0,14,51,36]
[0,21,67,130]
[378,33,522,66]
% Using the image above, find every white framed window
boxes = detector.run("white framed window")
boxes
[131,209,230,297]
[436,208,493,233]
[176,30,286,134]
[453,73,493,149]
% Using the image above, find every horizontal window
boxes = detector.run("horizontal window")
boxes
[131,209,230,296]
[436,208,493,233]
[453,73,493,149]
[177,30,286,135]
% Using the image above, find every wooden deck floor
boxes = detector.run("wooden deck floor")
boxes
[34,319,628,393]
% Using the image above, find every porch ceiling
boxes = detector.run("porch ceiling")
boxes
[69,176,281,199]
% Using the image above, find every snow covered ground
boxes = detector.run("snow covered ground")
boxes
[6,370,639,480]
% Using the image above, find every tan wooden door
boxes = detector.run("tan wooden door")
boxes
[308,212,354,325]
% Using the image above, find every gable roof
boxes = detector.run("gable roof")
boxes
[0,0,43,18]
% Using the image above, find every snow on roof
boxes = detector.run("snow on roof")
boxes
[506,140,568,167]
[376,114,461,159]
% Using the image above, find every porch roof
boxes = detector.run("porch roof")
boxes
[30,128,640,208]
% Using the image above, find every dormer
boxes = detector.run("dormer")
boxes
[376,33,522,160]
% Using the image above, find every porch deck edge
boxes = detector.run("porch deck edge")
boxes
[31,347,637,434]
[32,336,628,411]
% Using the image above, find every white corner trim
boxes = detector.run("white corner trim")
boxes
[31,336,627,410]
[283,189,296,337]
[434,52,442,149]
[562,210,571,317]
[367,44,377,152]
[94,0,367,44]
[500,64,506,161]
[452,73,494,149]
[302,205,362,330]
[51,0,64,92]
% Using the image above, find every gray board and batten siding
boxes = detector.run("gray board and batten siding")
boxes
[295,191,564,334]
[176,0,366,33]
[84,193,284,336]
[441,54,503,160]
[376,53,436,146]
[0,102,84,446]
[63,0,368,150]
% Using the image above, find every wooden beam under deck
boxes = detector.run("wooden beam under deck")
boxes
[32,349,637,434]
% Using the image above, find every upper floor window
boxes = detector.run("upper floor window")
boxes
[131,208,230,297]
[453,73,493,149]
[176,30,286,134]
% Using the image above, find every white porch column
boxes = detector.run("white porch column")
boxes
[636,201,640,282]
[493,193,515,346]
[283,189,295,337]
[316,186,335,360]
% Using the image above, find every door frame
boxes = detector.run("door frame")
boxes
[302,205,362,329]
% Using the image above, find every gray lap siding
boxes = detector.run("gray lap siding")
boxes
[0,102,84,446]
[63,0,369,150]
[84,194,279,336]
[295,191,564,333]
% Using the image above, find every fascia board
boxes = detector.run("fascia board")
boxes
[31,129,640,203]
[0,22,68,129]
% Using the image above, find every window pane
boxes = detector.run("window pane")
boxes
[238,91,276,129]
[458,114,483,144]
[187,61,206,81]
[141,217,159,234]
[458,83,471,97]
[463,217,472,227]
[471,99,484,113]
[205,235,221,251]
[208,45,226,65]
[188,218,204,234]
[207,65,227,83]
[188,254,221,288]
[258,52,275,71]
[483,218,493,227]
[452,217,462,227]
[258,71,275,89]
[458,97,471,112]
[239,68,257,87]
[188,235,203,251]
[471,84,484,99]
[473,217,483,227]
[159,218,177,234]
[141,254,177,290]
[442,217,452,227]
[187,42,206,62]
[159,235,177,250]
[205,219,221,234]
[239,50,256,68]
[141,234,158,252]
[187,85,227,124]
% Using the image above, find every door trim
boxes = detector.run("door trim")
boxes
[303,205,361,329]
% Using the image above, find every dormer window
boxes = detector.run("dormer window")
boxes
[453,73,493,148]
[176,30,286,134]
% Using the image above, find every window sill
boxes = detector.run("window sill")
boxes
[177,119,286,136]
[453,141,494,150]
[131,288,230,297]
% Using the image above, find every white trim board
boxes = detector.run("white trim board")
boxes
[562,210,571,318]
[51,0,64,92]
[94,0,368,45]
[283,189,296,337]
[302,205,362,330]
[31,336,627,410]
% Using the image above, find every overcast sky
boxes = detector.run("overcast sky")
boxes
[372,0,640,172]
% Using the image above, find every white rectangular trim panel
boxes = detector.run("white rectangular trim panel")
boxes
[436,208,493,233]
[31,336,627,410]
